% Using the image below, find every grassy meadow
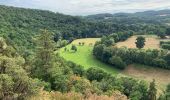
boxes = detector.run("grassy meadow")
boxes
[116,35,162,49]
[59,36,170,92]
[59,38,120,75]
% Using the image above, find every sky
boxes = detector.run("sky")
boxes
[0,0,170,16]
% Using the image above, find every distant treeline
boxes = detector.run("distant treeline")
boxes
[0,5,170,54]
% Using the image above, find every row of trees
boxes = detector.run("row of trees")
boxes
[160,41,170,50]
[93,34,170,69]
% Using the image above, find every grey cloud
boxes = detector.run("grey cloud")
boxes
[0,0,170,15]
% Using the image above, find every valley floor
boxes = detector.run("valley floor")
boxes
[59,37,170,93]
[122,64,170,94]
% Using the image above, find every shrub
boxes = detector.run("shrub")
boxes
[109,56,126,69]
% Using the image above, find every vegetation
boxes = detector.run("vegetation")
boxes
[135,36,146,49]
[148,80,157,100]
[59,41,119,74]
[0,5,169,55]
[0,37,42,99]
[0,5,170,100]
[160,41,170,50]
[116,35,161,49]
[93,34,170,69]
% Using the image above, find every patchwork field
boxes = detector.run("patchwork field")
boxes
[116,35,164,49]
[59,37,170,92]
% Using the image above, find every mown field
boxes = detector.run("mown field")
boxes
[59,38,120,75]
[59,36,170,92]
[116,35,163,49]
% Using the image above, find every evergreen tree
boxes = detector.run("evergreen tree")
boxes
[148,79,157,100]
[33,29,55,81]
[135,36,146,49]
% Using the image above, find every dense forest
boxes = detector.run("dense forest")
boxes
[0,5,170,53]
[0,5,170,100]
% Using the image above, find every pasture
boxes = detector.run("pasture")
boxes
[59,38,119,75]
[59,37,170,92]
[116,35,164,49]
[122,64,170,94]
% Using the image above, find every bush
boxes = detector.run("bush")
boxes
[86,68,108,81]
[161,44,170,50]
[109,56,126,69]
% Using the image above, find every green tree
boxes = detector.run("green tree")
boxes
[86,68,108,82]
[109,56,126,69]
[158,84,170,100]
[0,37,42,99]
[135,36,146,49]
[33,29,55,81]
[148,79,157,100]
[71,45,77,52]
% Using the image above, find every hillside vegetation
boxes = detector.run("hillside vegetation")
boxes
[1,5,170,100]
[0,5,170,54]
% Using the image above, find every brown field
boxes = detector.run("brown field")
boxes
[116,35,162,49]
[122,64,170,94]
[72,38,100,46]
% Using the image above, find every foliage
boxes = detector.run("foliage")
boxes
[148,80,157,100]
[160,41,170,50]
[93,34,170,69]
[135,36,146,49]
[0,5,168,55]
[159,84,170,100]
[71,45,77,52]
[109,56,126,69]
[86,68,109,81]
[0,37,42,99]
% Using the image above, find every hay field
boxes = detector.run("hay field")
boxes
[116,35,161,49]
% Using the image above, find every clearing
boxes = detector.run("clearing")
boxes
[59,37,170,92]
[122,64,170,94]
[116,35,164,49]
[59,38,120,75]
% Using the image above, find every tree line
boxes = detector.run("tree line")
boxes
[160,41,170,50]
[93,33,170,69]
[0,5,169,55]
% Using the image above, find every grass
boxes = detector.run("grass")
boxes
[59,45,119,75]
[59,38,120,75]
[59,37,170,93]
[116,35,161,49]
[122,64,170,94]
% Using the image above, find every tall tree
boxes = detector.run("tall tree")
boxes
[148,79,157,100]
[135,36,146,49]
[33,29,55,81]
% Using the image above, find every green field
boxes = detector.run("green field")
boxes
[59,44,120,75]
[59,37,170,93]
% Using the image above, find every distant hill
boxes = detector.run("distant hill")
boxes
[86,9,170,22]
[0,5,169,53]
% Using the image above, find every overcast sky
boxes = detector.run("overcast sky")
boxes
[0,0,170,15]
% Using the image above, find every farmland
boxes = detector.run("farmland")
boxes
[116,35,162,49]
[59,38,120,75]
[59,37,170,92]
